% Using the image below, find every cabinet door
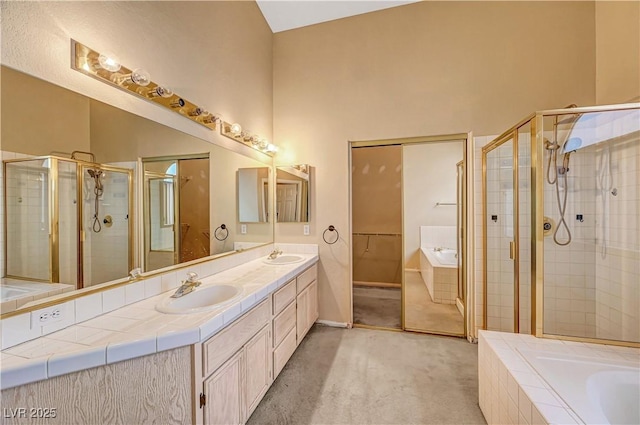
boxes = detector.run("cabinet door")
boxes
[296,289,309,344]
[203,350,243,425]
[306,280,318,329]
[243,325,272,421]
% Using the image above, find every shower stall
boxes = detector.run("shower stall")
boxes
[482,103,640,347]
[3,155,133,288]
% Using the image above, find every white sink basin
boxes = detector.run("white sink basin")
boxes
[262,255,305,265]
[156,284,242,314]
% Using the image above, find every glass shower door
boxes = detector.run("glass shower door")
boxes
[5,159,51,281]
[484,138,516,332]
[81,165,131,286]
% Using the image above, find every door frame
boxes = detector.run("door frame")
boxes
[348,132,474,339]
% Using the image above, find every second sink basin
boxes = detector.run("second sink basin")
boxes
[262,254,304,265]
[156,284,242,314]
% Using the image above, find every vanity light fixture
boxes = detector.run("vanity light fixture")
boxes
[71,40,218,131]
[221,121,278,157]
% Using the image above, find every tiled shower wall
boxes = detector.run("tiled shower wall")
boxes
[4,155,50,281]
[484,140,516,332]
[594,135,640,342]
[542,144,597,338]
[83,164,132,286]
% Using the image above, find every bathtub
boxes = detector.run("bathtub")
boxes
[433,248,458,266]
[518,349,640,425]
[0,278,75,313]
[419,247,459,304]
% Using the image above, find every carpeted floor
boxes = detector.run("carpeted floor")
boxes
[248,325,486,425]
[404,270,464,335]
[352,286,402,329]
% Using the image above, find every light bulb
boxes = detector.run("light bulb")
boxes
[188,107,205,117]
[199,111,220,125]
[169,98,185,109]
[131,68,151,86]
[146,86,173,99]
[230,123,242,136]
[266,143,278,153]
[98,53,121,72]
[111,68,150,87]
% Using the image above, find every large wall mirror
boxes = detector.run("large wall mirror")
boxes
[1,66,273,314]
[276,165,310,223]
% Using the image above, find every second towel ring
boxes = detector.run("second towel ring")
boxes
[323,225,339,244]
[214,224,229,241]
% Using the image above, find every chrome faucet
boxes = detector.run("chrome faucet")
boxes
[268,248,283,260]
[171,272,201,298]
[129,267,142,280]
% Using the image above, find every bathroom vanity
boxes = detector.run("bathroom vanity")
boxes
[0,249,318,425]
[197,264,318,424]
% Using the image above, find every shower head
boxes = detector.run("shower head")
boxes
[561,137,582,155]
[87,169,103,178]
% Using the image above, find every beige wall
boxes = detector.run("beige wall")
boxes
[595,1,640,104]
[1,66,91,155]
[1,1,273,160]
[273,1,597,324]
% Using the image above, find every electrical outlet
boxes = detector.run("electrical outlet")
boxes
[303,224,310,236]
[241,224,247,234]
[31,306,64,328]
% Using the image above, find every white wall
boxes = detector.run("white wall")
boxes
[403,142,463,268]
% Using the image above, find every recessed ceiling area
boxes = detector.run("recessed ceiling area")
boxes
[256,0,420,33]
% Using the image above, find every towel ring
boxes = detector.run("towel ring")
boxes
[214,224,229,241]
[323,225,339,245]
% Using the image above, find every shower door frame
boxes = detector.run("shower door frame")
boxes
[482,102,640,348]
[78,162,134,288]
[2,155,134,287]
[349,132,473,338]
[481,131,525,333]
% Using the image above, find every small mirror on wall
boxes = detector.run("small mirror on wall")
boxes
[276,164,310,223]
[237,167,270,223]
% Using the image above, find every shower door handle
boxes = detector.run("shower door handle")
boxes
[509,241,515,260]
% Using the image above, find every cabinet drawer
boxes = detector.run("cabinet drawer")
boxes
[272,301,296,347]
[272,279,296,315]
[273,327,296,379]
[296,264,317,293]
[203,300,270,377]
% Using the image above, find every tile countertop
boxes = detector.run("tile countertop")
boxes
[0,254,319,390]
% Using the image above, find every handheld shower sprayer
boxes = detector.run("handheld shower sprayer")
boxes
[544,108,582,246]
[87,168,105,232]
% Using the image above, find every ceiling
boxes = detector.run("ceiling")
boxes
[256,0,420,33]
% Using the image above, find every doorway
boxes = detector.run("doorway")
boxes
[350,134,469,337]
[351,145,403,329]
[143,154,210,271]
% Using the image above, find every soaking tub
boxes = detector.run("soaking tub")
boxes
[518,349,640,425]
[419,247,458,304]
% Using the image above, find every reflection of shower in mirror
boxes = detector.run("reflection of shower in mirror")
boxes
[87,168,104,233]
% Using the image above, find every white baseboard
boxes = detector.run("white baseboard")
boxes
[316,320,351,328]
